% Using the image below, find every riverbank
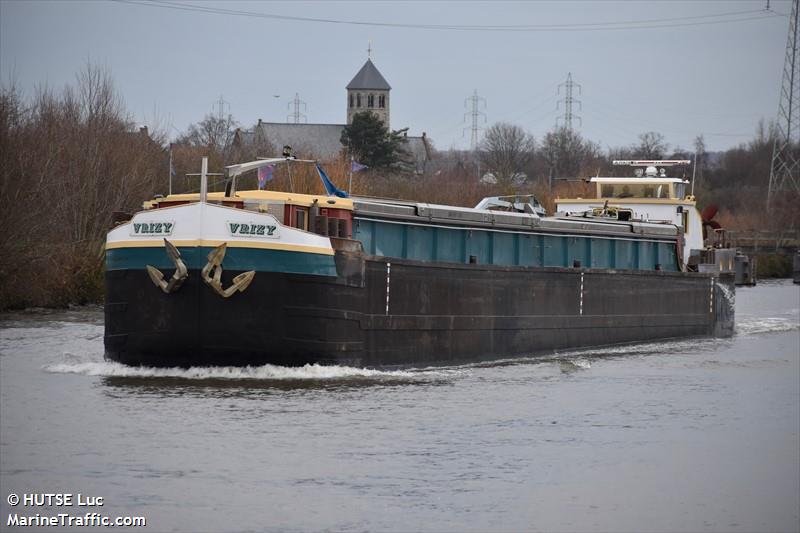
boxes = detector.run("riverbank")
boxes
[755,253,796,279]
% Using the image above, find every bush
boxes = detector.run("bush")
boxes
[0,66,166,310]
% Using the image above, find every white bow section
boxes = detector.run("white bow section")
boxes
[106,202,334,256]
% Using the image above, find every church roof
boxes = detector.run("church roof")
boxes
[241,122,347,160]
[236,122,432,171]
[346,59,391,90]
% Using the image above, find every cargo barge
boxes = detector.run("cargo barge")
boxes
[104,158,735,368]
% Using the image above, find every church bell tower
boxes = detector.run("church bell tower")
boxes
[346,57,391,129]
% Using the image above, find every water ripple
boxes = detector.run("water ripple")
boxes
[43,358,462,382]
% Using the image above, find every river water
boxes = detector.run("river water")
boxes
[1,280,798,532]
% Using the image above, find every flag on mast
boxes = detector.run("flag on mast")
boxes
[257,165,275,190]
[351,160,368,173]
[316,164,348,198]
[168,144,176,196]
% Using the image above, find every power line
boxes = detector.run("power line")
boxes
[490,82,560,123]
[113,1,784,32]
[527,108,560,129]
[581,107,642,140]
[583,89,767,120]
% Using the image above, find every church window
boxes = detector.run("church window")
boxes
[367,94,374,108]
[378,95,385,108]
[349,94,353,108]
[356,93,361,107]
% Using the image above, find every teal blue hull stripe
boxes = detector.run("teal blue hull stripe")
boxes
[354,218,679,271]
[106,247,337,276]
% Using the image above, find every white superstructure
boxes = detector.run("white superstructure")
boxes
[556,160,704,268]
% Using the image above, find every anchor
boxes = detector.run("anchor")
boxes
[146,239,188,294]
[201,243,255,298]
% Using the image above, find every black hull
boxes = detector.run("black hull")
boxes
[105,253,735,368]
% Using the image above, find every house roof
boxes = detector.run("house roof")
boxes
[236,122,433,171]
[346,59,391,91]
[239,122,347,159]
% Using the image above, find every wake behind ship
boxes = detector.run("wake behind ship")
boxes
[104,157,736,368]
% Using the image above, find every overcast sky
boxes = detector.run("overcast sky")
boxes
[0,0,791,152]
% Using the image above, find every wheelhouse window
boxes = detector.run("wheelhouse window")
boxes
[599,183,671,199]
[295,208,307,231]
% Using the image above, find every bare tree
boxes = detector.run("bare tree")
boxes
[177,113,238,163]
[540,126,601,182]
[0,64,166,309]
[634,131,668,159]
[692,135,707,188]
[229,127,276,166]
[478,122,535,186]
[749,118,776,152]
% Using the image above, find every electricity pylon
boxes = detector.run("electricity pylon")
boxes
[287,93,307,124]
[463,89,486,150]
[768,0,800,206]
[556,72,582,130]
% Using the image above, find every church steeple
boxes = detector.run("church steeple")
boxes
[346,57,391,128]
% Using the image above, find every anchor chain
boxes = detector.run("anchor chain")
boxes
[201,243,255,298]
[146,239,188,294]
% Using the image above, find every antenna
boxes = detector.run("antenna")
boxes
[200,156,208,203]
[463,89,487,150]
[287,92,307,124]
[556,72,582,130]
[186,158,223,197]
[768,0,800,207]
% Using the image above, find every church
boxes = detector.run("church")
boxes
[234,58,432,173]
